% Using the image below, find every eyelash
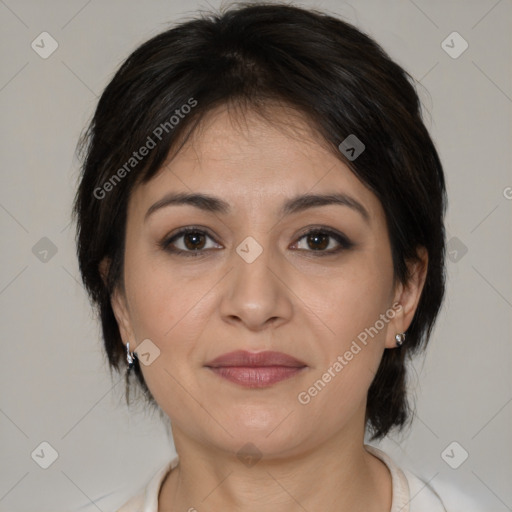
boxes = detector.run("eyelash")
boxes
[159,225,354,258]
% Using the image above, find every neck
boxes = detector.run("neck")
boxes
[158,429,392,512]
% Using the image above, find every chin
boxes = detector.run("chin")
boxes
[218,414,307,455]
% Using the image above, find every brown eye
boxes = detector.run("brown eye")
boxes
[183,231,207,250]
[293,228,353,255]
[160,227,222,256]
[305,232,329,250]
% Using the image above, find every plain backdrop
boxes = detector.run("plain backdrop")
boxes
[0,0,511,510]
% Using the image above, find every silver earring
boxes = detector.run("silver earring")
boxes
[126,342,137,370]
[395,333,406,347]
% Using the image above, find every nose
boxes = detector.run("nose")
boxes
[219,239,294,332]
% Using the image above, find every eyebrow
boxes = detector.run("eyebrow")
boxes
[144,191,370,224]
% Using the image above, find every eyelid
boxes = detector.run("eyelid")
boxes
[293,225,354,252]
[159,225,354,256]
[159,225,221,255]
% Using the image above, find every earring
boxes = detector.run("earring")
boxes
[126,342,137,370]
[395,333,406,347]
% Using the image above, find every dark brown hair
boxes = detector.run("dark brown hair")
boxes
[73,2,447,440]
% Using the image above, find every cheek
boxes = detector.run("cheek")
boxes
[123,250,208,341]
[296,273,392,422]
[305,259,393,349]
[296,256,394,411]
[122,261,212,412]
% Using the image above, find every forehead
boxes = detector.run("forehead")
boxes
[129,104,383,224]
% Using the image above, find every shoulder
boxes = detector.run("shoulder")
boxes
[116,456,178,512]
[406,469,484,511]
[365,445,483,512]
[410,471,484,512]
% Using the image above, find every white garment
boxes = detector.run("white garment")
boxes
[116,445,481,511]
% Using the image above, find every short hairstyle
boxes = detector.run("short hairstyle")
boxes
[73,2,447,440]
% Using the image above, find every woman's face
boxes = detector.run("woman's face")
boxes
[111,105,423,459]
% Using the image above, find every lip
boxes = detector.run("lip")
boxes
[205,350,307,388]
[205,350,306,368]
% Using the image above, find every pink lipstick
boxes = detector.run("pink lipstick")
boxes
[205,350,307,388]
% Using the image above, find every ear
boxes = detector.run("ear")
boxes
[385,246,429,349]
[99,257,135,348]
[98,257,110,287]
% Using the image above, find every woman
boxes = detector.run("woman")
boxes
[73,3,476,510]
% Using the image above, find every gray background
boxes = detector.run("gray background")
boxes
[0,0,511,510]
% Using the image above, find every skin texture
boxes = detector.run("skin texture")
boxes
[108,104,428,511]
